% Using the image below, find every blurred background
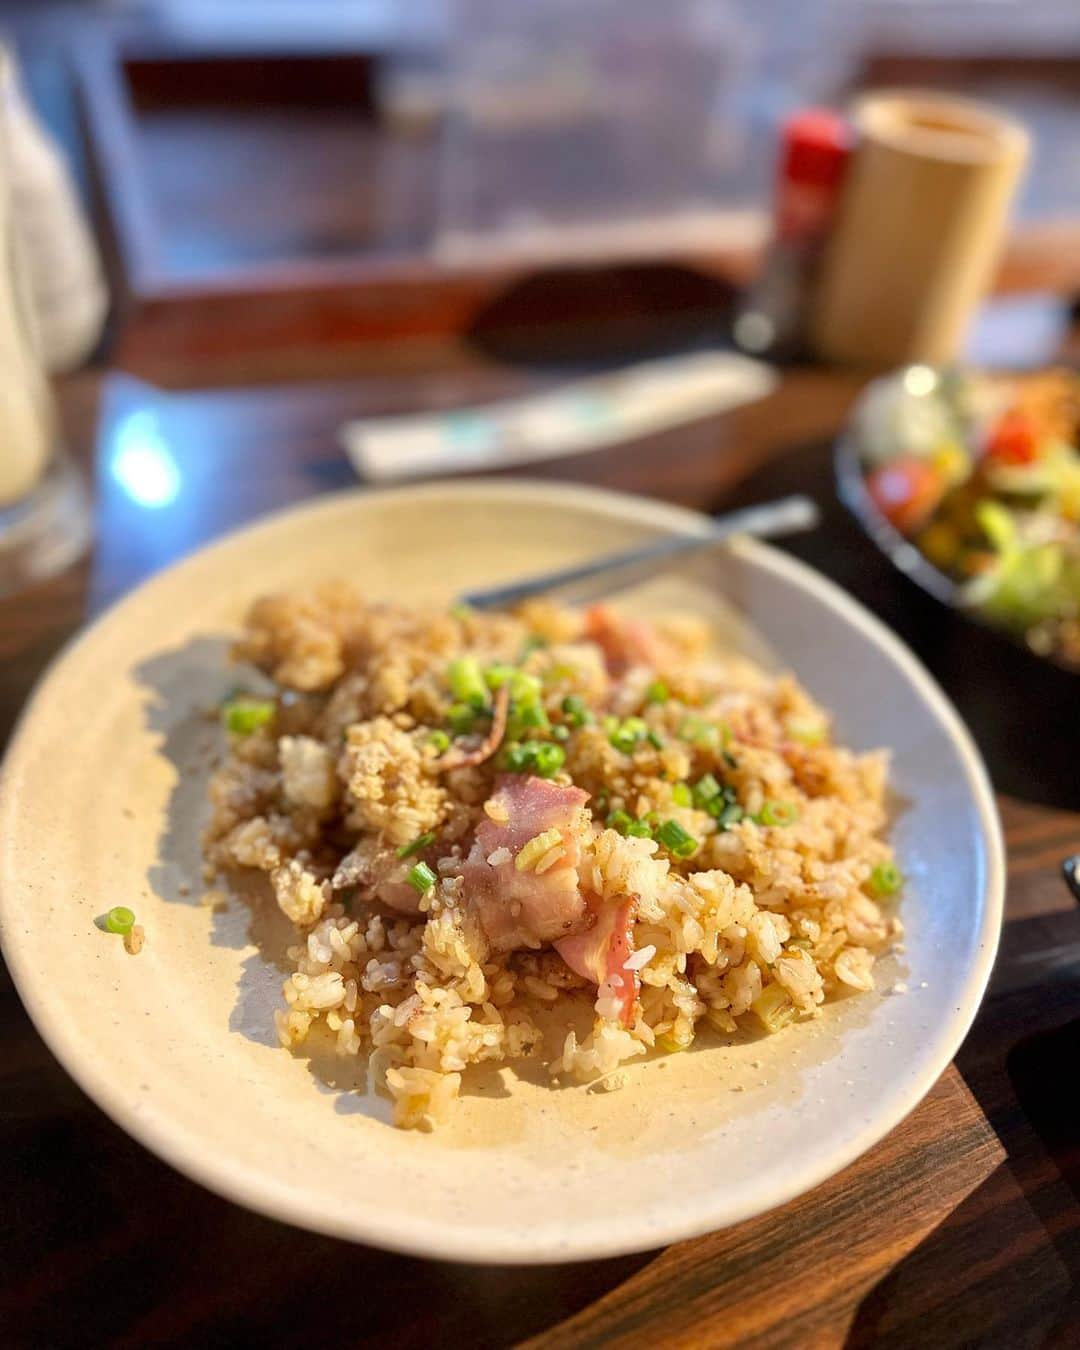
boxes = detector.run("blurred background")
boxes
[0,0,1077,385]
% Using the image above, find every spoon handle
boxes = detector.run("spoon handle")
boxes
[462,495,820,612]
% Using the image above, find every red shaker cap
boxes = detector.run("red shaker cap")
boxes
[779,108,852,192]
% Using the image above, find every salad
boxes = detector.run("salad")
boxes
[854,366,1080,671]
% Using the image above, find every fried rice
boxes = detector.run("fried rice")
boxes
[202,583,902,1130]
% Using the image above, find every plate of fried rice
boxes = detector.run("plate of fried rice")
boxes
[0,480,1003,1262]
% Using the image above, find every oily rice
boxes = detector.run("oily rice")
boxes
[203,584,901,1129]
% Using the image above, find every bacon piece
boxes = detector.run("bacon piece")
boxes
[332,840,427,916]
[435,683,510,772]
[584,604,665,677]
[555,895,639,1027]
[461,775,590,952]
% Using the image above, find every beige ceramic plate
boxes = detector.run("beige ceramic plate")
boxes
[0,480,1003,1263]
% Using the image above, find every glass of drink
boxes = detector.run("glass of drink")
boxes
[0,51,91,598]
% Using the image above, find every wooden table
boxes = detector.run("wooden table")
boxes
[1,352,1078,1347]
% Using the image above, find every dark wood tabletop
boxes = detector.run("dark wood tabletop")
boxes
[1,326,1078,1347]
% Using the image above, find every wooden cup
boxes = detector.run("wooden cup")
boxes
[809,90,1029,369]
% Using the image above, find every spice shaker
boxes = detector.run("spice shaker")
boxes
[733,108,851,361]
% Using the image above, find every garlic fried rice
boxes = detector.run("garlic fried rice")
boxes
[203,585,902,1129]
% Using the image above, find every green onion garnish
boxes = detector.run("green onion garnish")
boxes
[692,773,722,807]
[551,724,570,742]
[786,718,825,746]
[560,694,591,727]
[645,679,669,704]
[532,742,566,779]
[518,635,548,661]
[609,717,648,755]
[406,862,437,895]
[484,663,516,691]
[679,715,721,749]
[647,729,665,750]
[715,801,744,828]
[446,702,479,735]
[606,808,634,834]
[501,741,531,772]
[671,782,693,808]
[869,861,903,897]
[427,729,451,754]
[447,657,488,708]
[104,906,135,935]
[656,819,698,858]
[396,832,435,859]
[756,799,798,828]
[222,697,275,736]
[625,819,654,838]
[509,671,543,706]
[507,702,549,741]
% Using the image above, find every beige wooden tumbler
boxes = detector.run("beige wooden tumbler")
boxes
[809,90,1029,368]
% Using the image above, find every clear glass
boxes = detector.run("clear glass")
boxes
[0,50,91,598]
[435,0,754,261]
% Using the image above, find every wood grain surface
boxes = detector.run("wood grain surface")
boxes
[1,352,1078,1347]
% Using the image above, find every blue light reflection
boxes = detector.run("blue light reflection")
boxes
[108,411,181,509]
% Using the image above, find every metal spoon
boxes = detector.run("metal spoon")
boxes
[1064,856,1080,905]
[461,495,820,611]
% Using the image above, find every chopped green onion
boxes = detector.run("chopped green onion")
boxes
[560,694,591,727]
[645,679,669,704]
[447,657,488,708]
[396,832,435,859]
[509,671,543,706]
[656,1031,689,1054]
[715,801,744,828]
[671,782,693,808]
[532,742,566,779]
[786,718,826,746]
[646,729,665,750]
[446,702,478,735]
[757,799,799,828]
[679,715,721,749]
[507,701,549,741]
[104,906,135,935]
[692,773,722,807]
[222,697,275,736]
[703,784,738,819]
[406,862,437,895]
[656,819,698,858]
[427,729,451,754]
[606,808,634,834]
[484,663,516,690]
[751,981,797,1035]
[625,818,654,838]
[518,635,548,661]
[869,861,903,897]
[722,749,738,770]
[609,716,648,755]
[501,741,531,772]
[551,724,570,742]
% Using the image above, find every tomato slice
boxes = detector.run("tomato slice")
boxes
[866,457,945,534]
[984,410,1039,466]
